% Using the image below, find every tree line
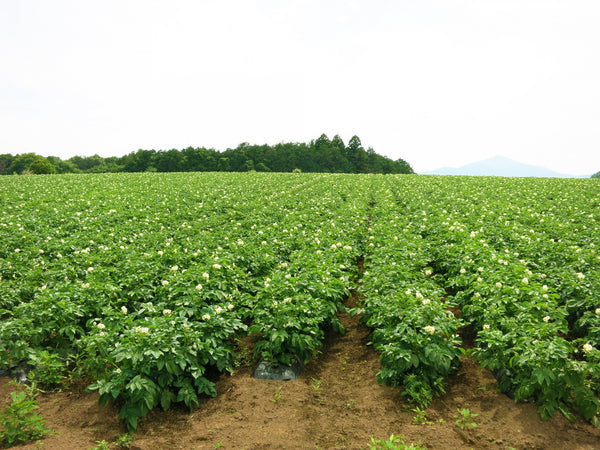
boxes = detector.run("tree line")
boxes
[0,134,413,175]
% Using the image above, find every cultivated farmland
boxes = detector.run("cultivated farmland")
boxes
[1,172,599,449]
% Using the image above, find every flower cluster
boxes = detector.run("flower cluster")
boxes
[132,326,150,334]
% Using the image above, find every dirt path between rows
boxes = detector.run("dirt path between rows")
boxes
[2,292,600,449]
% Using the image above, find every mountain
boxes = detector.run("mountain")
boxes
[423,156,585,178]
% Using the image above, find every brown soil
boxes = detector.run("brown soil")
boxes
[2,295,600,450]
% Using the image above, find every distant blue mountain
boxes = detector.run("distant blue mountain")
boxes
[423,156,588,178]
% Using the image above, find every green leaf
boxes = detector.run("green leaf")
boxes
[160,389,176,411]
[165,360,180,375]
[532,368,555,388]
[176,381,199,410]
[195,377,217,397]
[144,349,163,358]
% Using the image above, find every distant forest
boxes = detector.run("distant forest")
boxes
[0,134,413,175]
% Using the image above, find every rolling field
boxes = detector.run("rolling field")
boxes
[1,172,599,449]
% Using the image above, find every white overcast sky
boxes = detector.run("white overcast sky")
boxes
[2,0,599,175]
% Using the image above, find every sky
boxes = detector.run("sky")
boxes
[2,0,599,176]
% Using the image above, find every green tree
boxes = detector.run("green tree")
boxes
[346,135,363,153]
[394,158,414,174]
[0,154,14,174]
[68,155,105,172]
[592,171,600,179]
[222,144,250,171]
[331,134,345,153]
[217,157,231,172]
[0,136,415,175]
[122,149,157,172]
[366,147,384,173]
[329,135,353,172]
[46,156,80,173]
[181,147,218,172]
[255,162,271,172]
[314,133,331,151]
[272,142,301,172]
[28,157,56,174]
[8,153,41,174]
[154,149,183,172]
[86,157,124,173]
[346,135,364,172]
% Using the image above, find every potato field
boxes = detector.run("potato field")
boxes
[1,172,599,449]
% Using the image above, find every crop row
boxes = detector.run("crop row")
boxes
[0,173,367,429]
[1,173,599,429]
[351,178,462,408]
[381,176,600,423]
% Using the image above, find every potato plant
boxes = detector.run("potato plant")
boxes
[1,172,599,430]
